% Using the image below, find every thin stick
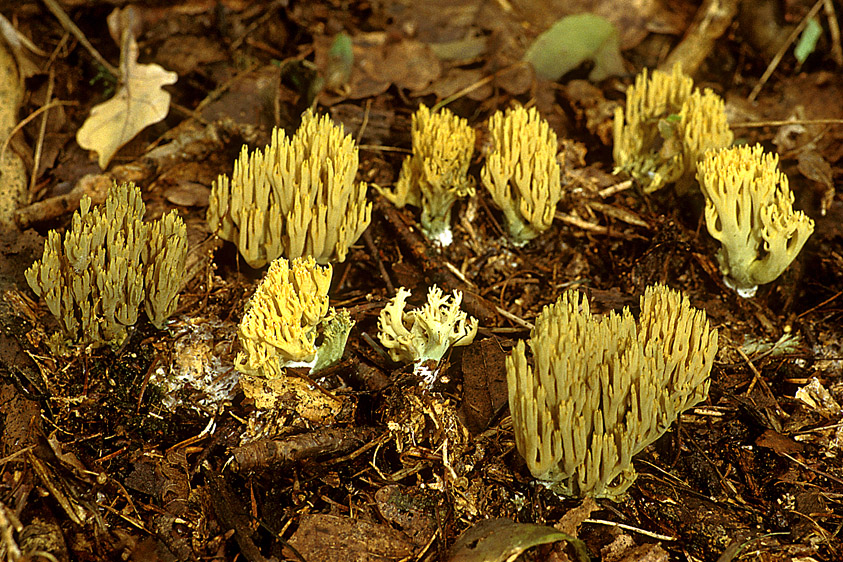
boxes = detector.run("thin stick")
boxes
[597,180,633,199]
[30,67,54,199]
[780,451,843,487]
[796,289,843,320]
[362,228,396,296]
[748,0,825,102]
[732,118,843,128]
[41,0,118,77]
[823,0,843,66]
[358,145,411,153]
[495,305,534,330]
[357,98,372,142]
[556,212,610,235]
[0,100,76,163]
[431,62,530,112]
[583,519,675,541]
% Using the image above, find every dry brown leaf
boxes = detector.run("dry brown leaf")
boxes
[316,33,441,104]
[284,514,415,562]
[76,31,177,169]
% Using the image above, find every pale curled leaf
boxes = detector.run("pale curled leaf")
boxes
[76,35,177,168]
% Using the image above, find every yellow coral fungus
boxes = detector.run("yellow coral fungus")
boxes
[378,105,475,245]
[143,209,188,329]
[697,144,814,297]
[207,109,371,267]
[25,182,187,347]
[507,285,716,499]
[235,256,354,422]
[236,256,332,377]
[481,105,562,245]
[613,65,732,193]
[378,286,478,384]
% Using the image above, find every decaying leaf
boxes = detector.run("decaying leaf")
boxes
[315,33,441,103]
[76,29,177,168]
[284,514,415,562]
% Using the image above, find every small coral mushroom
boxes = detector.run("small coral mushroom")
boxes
[613,65,733,193]
[207,109,371,268]
[25,182,187,347]
[378,105,475,245]
[235,256,353,378]
[377,286,478,384]
[236,256,353,422]
[697,144,814,298]
[507,285,717,499]
[481,105,562,245]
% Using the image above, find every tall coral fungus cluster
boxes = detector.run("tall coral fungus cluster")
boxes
[481,106,563,245]
[614,65,813,295]
[377,105,476,245]
[207,109,371,267]
[25,182,187,347]
[507,285,717,498]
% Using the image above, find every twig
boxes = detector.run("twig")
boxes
[193,60,261,115]
[442,260,475,287]
[232,427,380,472]
[431,61,530,112]
[583,519,675,541]
[165,417,217,455]
[41,0,119,77]
[362,228,396,296]
[731,118,843,128]
[716,533,790,562]
[780,451,843,487]
[326,431,390,466]
[749,0,825,102]
[737,346,787,422]
[597,179,633,199]
[823,0,843,66]
[30,67,54,198]
[586,201,650,229]
[14,175,108,230]
[357,98,372,142]
[555,211,649,240]
[556,212,611,235]
[495,305,533,330]
[358,145,412,153]
[661,0,740,75]
[793,420,843,435]
[0,100,76,166]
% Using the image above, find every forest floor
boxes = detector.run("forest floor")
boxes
[1,0,843,561]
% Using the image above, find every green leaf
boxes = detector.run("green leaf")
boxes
[794,17,822,65]
[523,13,625,82]
[325,32,354,90]
[447,518,589,562]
